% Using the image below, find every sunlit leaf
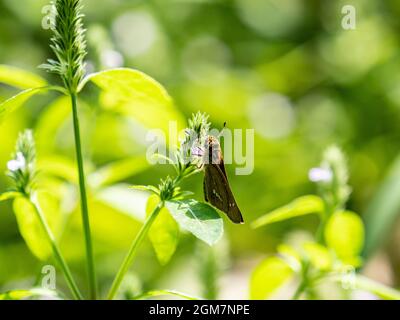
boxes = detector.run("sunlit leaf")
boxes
[129,185,159,194]
[252,195,324,228]
[250,256,293,299]
[12,192,61,261]
[80,68,185,139]
[303,242,332,271]
[35,96,71,153]
[325,211,364,264]
[147,195,179,265]
[95,184,148,223]
[132,289,200,300]
[353,275,400,300]
[89,156,150,188]
[277,244,301,271]
[0,65,47,89]
[0,191,21,202]
[166,199,223,246]
[61,196,145,260]
[0,288,59,300]
[37,155,78,184]
[0,87,61,123]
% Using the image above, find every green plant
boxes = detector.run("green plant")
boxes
[107,112,223,299]
[40,0,96,299]
[0,130,82,299]
[0,0,222,300]
[250,146,400,300]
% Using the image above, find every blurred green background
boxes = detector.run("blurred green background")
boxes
[1,0,400,299]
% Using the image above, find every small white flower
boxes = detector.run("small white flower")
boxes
[7,152,26,172]
[308,167,332,183]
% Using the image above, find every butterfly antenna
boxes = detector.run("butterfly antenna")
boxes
[217,122,227,139]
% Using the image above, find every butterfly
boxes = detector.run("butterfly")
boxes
[202,135,244,224]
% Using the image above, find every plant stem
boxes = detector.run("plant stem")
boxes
[31,195,83,300]
[70,92,97,299]
[107,202,164,300]
[292,261,310,300]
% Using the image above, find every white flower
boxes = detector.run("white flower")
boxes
[7,152,26,172]
[308,167,332,183]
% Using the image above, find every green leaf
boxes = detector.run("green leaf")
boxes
[166,199,223,246]
[0,191,21,202]
[0,86,60,123]
[0,65,47,89]
[353,275,400,300]
[276,244,302,271]
[12,192,61,261]
[132,289,200,300]
[37,155,78,184]
[89,156,150,188]
[250,256,293,299]
[94,184,149,223]
[303,242,332,271]
[147,195,179,265]
[80,68,186,138]
[0,288,59,300]
[325,211,364,264]
[35,96,71,153]
[129,185,160,194]
[252,195,324,228]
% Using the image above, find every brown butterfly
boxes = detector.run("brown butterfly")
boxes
[202,135,244,224]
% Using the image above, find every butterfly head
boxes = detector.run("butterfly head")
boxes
[204,136,222,165]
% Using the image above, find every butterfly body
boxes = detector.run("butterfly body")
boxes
[203,136,244,224]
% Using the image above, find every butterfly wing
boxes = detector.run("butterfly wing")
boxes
[204,163,244,224]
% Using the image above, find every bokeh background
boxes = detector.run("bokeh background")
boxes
[1,0,400,299]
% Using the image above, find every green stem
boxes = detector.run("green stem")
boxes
[70,92,97,299]
[31,195,83,300]
[107,202,163,300]
[329,273,400,300]
[292,261,310,300]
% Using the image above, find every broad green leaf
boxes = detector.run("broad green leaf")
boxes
[0,191,21,202]
[0,65,47,89]
[0,87,60,123]
[35,96,71,153]
[80,68,185,139]
[277,244,301,271]
[353,275,400,300]
[89,156,150,188]
[95,184,149,222]
[325,211,364,264]
[250,256,293,299]
[61,193,146,259]
[37,155,78,184]
[129,185,159,194]
[147,195,179,265]
[12,192,61,261]
[363,155,400,258]
[0,288,59,300]
[166,199,223,246]
[303,242,332,271]
[133,289,200,300]
[252,195,324,228]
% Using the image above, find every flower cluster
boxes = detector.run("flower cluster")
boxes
[41,0,87,93]
[6,130,36,196]
[174,112,211,181]
[140,112,211,202]
[309,145,351,211]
